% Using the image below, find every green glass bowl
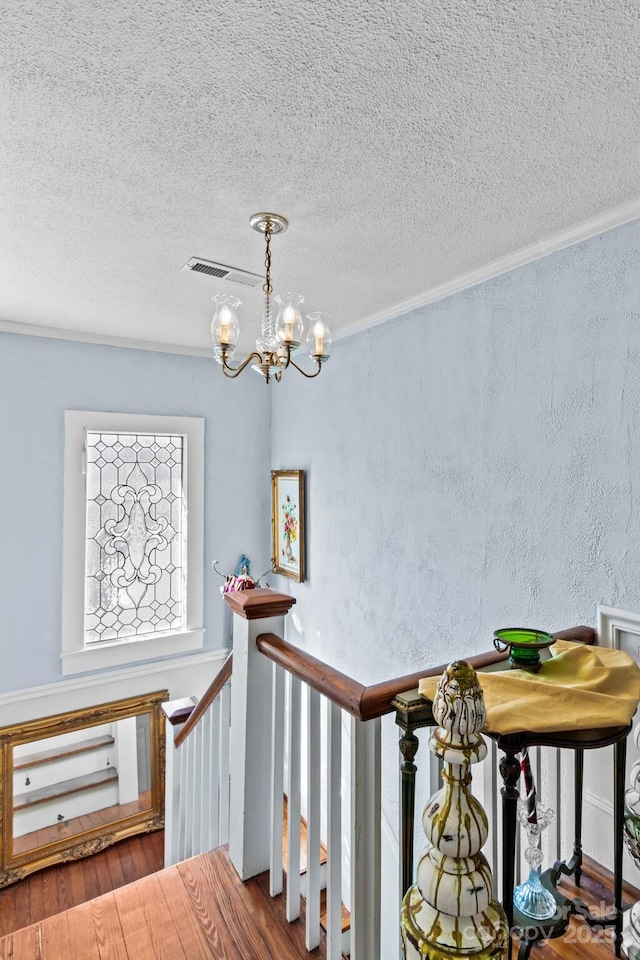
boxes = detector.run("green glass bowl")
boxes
[493,628,556,672]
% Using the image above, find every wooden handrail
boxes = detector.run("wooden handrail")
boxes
[174,652,233,748]
[173,624,596,743]
[257,625,596,723]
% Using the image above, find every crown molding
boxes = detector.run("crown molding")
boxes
[2,194,640,354]
[334,193,640,342]
[0,319,212,357]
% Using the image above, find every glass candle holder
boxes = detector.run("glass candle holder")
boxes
[513,800,557,921]
[493,628,555,673]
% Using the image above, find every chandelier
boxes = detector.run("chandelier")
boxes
[211,213,331,383]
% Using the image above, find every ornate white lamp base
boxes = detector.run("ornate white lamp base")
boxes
[402,884,507,959]
[400,661,507,960]
[623,903,640,959]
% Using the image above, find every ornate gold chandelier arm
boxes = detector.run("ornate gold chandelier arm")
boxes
[220,351,264,379]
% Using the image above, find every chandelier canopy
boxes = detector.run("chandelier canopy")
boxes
[211,213,331,383]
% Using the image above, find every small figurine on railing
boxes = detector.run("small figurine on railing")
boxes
[212,556,275,594]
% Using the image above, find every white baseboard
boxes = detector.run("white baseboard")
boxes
[584,787,614,818]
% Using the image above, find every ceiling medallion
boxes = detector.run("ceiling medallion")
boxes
[211,213,331,383]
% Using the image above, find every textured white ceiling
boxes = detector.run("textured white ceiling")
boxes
[1,0,639,352]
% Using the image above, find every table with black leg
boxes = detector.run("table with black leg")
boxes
[393,682,631,960]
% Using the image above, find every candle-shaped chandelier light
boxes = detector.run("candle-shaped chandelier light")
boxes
[211,213,332,383]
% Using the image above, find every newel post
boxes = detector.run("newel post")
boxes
[225,588,296,880]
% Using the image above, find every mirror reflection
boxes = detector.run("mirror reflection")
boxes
[0,691,167,887]
[12,715,152,855]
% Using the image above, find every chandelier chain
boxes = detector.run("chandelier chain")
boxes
[263,226,273,295]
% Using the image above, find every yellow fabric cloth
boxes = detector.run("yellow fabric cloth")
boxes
[418,641,640,734]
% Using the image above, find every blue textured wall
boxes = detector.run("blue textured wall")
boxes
[3,223,640,699]
[270,223,640,682]
[0,334,271,693]
[269,224,640,912]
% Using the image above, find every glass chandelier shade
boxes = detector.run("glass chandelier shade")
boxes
[211,295,240,358]
[275,292,304,348]
[209,214,332,383]
[306,312,332,359]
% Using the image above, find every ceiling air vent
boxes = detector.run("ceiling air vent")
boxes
[182,257,264,289]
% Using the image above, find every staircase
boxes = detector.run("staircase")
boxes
[162,588,510,960]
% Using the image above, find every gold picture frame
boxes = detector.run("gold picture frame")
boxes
[0,691,167,888]
[271,469,305,582]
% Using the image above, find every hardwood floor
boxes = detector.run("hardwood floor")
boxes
[0,836,636,959]
[0,847,326,960]
[0,830,164,937]
[514,861,636,960]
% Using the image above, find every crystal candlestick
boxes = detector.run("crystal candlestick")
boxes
[513,800,557,921]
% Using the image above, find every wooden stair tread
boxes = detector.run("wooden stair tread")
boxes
[13,767,117,810]
[14,733,115,770]
[319,887,351,934]
[282,795,327,872]
[282,796,350,935]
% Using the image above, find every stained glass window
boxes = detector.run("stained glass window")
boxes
[85,432,185,644]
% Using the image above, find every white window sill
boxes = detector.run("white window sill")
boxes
[60,629,204,676]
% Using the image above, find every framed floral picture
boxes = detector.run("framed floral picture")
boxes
[271,470,305,582]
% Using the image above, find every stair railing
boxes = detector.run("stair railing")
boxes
[223,589,513,960]
[164,585,597,960]
[162,652,232,867]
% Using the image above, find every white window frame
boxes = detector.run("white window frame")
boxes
[62,411,205,675]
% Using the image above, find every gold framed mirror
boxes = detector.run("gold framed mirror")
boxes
[0,690,167,887]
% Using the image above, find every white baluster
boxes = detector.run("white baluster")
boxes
[198,710,211,853]
[306,686,321,950]
[175,739,185,863]
[163,720,179,866]
[350,716,381,960]
[219,683,231,845]
[209,698,221,849]
[179,734,192,860]
[326,701,343,960]
[188,731,198,859]
[286,674,302,922]
[192,716,203,855]
[270,663,285,896]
